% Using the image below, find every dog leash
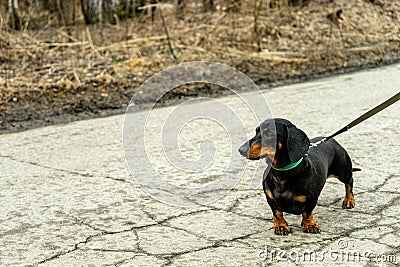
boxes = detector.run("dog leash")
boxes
[309,91,400,148]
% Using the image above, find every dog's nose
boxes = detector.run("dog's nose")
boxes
[238,144,249,157]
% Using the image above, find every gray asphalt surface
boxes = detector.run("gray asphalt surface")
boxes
[1,64,400,266]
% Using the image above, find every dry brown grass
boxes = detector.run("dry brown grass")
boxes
[1,0,400,131]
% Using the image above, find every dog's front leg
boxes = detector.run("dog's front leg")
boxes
[273,210,291,235]
[301,201,320,234]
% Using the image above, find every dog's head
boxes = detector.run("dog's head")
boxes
[238,118,310,166]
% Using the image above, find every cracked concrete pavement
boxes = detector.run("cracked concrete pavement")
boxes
[1,64,400,266]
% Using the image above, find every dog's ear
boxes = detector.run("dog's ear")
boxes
[285,125,310,162]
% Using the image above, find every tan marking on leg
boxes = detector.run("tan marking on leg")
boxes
[301,212,320,233]
[294,195,306,203]
[273,210,291,235]
[342,184,355,209]
[328,174,339,179]
[266,189,273,199]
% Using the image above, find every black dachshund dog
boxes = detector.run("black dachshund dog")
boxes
[239,118,359,235]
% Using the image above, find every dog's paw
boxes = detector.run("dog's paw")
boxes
[274,224,291,236]
[342,195,355,209]
[301,221,321,234]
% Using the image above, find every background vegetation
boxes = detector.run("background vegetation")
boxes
[1,0,400,133]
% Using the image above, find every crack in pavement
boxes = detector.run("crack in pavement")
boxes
[160,223,217,243]
[160,230,265,266]
[0,154,91,177]
[0,154,134,185]
[59,211,106,233]
[108,254,141,267]
[37,205,271,265]
[322,195,400,239]
[226,192,262,212]
[36,234,97,265]
[85,248,139,253]
[371,173,396,191]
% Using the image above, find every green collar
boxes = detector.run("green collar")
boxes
[271,156,305,171]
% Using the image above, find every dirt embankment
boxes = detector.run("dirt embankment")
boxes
[1,0,400,134]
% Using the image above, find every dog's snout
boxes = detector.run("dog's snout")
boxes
[238,143,249,157]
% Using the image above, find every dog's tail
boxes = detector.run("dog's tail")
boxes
[352,168,362,172]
